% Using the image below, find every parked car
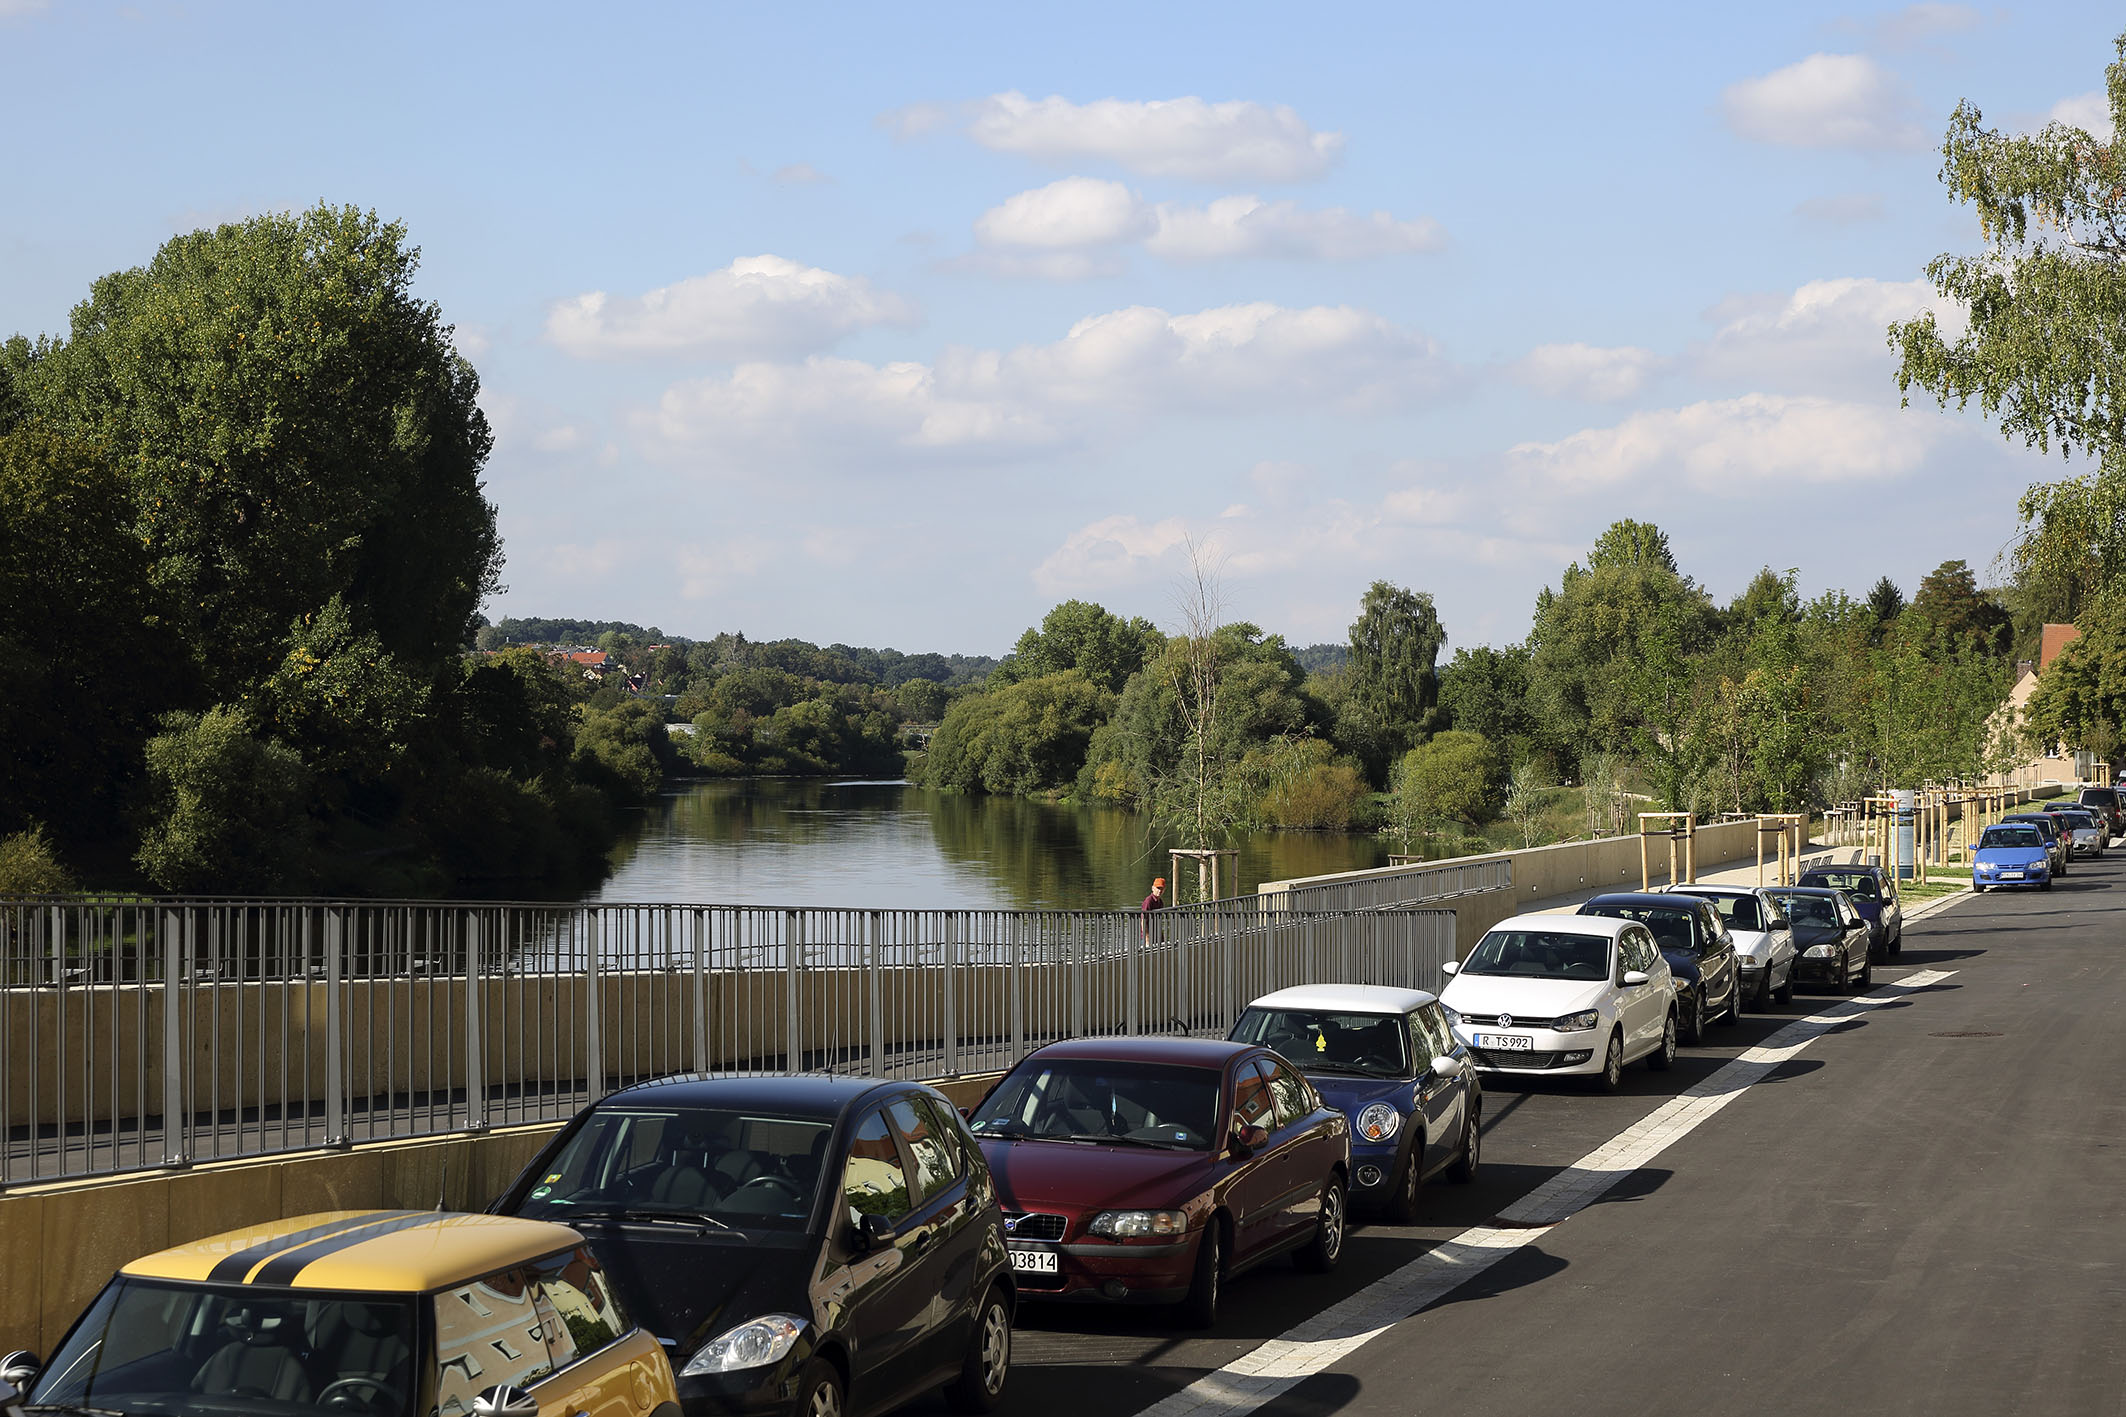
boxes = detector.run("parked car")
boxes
[1796,864,1904,960]
[1654,882,1797,1008]
[964,1036,1349,1328]
[15,1210,681,1417]
[1576,892,1743,1041]
[1971,822,2053,891]
[495,1074,1014,1417]
[1437,912,1677,1092]
[1999,813,2070,877]
[2076,784,2123,837]
[2039,804,2108,858]
[1229,984,1479,1222]
[1763,886,1873,990]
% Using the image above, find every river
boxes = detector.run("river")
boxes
[585,778,1398,910]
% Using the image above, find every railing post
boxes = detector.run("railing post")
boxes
[585,911,605,1101]
[1069,915,1085,1038]
[942,912,960,1076]
[785,910,804,1072]
[464,914,487,1134]
[690,910,710,1074]
[324,909,346,1148]
[867,911,884,1077]
[1126,925,1141,1036]
[1009,915,1025,1063]
[162,910,189,1168]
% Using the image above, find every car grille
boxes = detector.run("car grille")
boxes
[1470,1048,1578,1070]
[1002,1211,1067,1242]
[1457,1013,1557,1029]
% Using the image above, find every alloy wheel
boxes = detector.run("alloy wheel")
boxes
[979,1300,1010,1394]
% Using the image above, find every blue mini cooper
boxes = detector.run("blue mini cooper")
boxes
[1229,984,1479,1222]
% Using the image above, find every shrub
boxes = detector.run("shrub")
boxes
[0,825,76,895]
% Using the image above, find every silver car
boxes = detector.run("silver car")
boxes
[1656,883,1798,1009]
[2050,807,2108,858]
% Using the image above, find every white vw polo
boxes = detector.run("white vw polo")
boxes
[1437,913,1677,1092]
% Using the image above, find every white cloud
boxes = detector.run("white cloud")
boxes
[769,162,831,185]
[974,177,1153,248]
[1033,514,1196,594]
[959,91,1344,181]
[1697,275,1958,392]
[546,255,918,360]
[0,0,50,17]
[451,325,493,359]
[2050,91,2116,141]
[532,425,586,453]
[1510,343,1664,402]
[1722,54,1925,150]
[1144,195,1443,260]
[1508,394,1942,491]
[1794,192,1887,225]
[1871,3,1981,50]
[677,539,776,598]
[641,301,1456,463]
[972,179,1442,269]
[549,538,628,580]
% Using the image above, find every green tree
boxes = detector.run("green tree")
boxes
[990,600,1162,694]
[9,206,500,696]
[0,826,77,895]
[2024,597,2126,758]
[1238,736,1370,830]
[574,700,675,804]
[1867,576,1907,634]
[1909,559,2013,653]
[1344,581,1447,756]
[1392,730,1503,832]
[917,671,1115,795]
[1891,34,2126,620]
[135,707,315,892]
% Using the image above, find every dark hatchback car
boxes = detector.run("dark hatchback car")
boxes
[1764,886,1873,990]
[966,1036,1350,1328]
[1228,984,1478,1222]
[1797,864,1903,959]
[1576,892,1742,1042]
[495,1075,1013,1417]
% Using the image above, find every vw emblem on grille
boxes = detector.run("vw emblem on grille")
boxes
[1497,1013,1514,1029]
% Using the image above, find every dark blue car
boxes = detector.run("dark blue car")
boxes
[1230,985,1479,1222]
[1797,864,1904,959]
[1577,892,1744,1042]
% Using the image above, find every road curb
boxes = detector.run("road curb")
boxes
[1903,887,1975,924]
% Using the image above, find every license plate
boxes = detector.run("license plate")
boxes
[1008,1247,1059,1273]
[2001,872,2024,880]
[1475,1033,1533,1051]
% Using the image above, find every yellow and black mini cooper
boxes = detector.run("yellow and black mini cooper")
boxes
[12,1210,681,1417]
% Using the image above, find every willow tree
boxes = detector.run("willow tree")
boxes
[1890,33,2126,621]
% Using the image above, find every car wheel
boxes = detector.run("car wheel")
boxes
[1856,948,1873,989]
[1177,1222,1223,1328]
[796,1361,844,1417]
[1387,1135,1425,1223]
[1294,1176,1346,1273]
[1891,926,1902,958]
[1679,991,1704,1045]
[1646,1011,1678,1072]
[1973,884,1986,894]
[943,1286,1012,1413]
[1446,1100,1480,1184]
[2043,878,2055,891]
[1719,979,1743,1025]
[1593,1030,1625,1093]
[1774,966,1794,1005]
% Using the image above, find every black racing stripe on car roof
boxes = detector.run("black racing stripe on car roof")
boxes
[251,1212,446,1287]
[205,1212,425,1284]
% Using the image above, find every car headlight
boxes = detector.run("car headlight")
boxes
[1089,1209,1189,1238]
[1439,1004,1460,1026]
[1804,943,1839,958]
[1736,955,1765,970]
[682,1315,808,1375]
[1354,1103,1402,1142]
[1552,1010,1601,1032]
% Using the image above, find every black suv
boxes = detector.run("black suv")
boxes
[1576,892,1743,1042]
[496,1074,1013,1417]
[2077,785,2123,837]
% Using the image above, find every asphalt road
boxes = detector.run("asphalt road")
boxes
[947,853,2126,1417]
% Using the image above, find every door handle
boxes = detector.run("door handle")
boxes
[910,1229,934,1253]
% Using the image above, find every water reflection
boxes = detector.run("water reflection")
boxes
[590,779,1395,909]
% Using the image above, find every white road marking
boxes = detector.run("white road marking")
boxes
[1138,969,1958,1417]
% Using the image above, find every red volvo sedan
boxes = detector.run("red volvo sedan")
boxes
[966,1036,1350,1328]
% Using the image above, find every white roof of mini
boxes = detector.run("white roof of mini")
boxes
[1487,911,1631,938]
[1653,883,1765,898]
[1245,983,1437,1013]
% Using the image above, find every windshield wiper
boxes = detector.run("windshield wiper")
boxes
[26,1405,124,1417]
[1301,1060,1396,1077]
[1056,1133,1196,1150]
[560,1205,740,1235]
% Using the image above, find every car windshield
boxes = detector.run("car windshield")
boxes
[31,1278,415,1417]
[1460,929,1612,980]
[1981,826,2043,848]
[969,1059,1219,1150]
[2005,817,2055,836]
[1580,903,1702,953]
[1698,894,1764,930]
[1231,1008,1410,1077]
[1768,892,1840,927]
[2081,789,2118,808]
[2056,812,2098,829]
[1805,871,1880,899]
[513,1106,835,1230]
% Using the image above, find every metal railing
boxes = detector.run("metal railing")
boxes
[1265,855,1512,913]
[1,895,1456,1187]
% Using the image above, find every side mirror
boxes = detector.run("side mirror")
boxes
[1767,916,1790,931]
[853,1211,894,1253]
[1440,960,1460,976]
[472,1387,539,1417]
[1622,970,1651,986]
[1228,1118,1270,1156]
[1429,1055,1465,1079]
[0,1354,38,1390]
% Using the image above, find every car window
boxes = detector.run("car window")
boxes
[1415,1004,1454,1061]
[887,1097,959,1204]
[434,1268,555,1416]
[1462,928,1612,981]
[527,1247,626,1367]
[1704,893,1763,931]
[1697,907,1727,955]
[1232,1060,1277,1130]
[1262,1058,1312,1127]
[916,1095,973,1176]
[1631,930,1659,973]
[841,1107,915,1228]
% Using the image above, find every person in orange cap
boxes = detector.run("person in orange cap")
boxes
[1141,876,1167,941]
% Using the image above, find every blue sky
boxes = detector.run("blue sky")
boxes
[3,1,2117,654]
